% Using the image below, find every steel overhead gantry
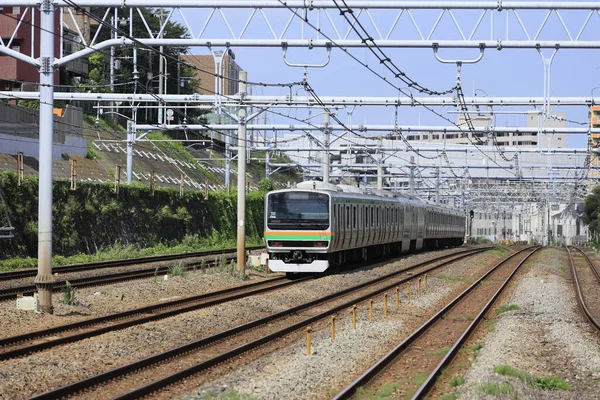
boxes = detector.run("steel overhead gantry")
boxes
[0,93,597,107]
[1,1,598,312]
[137,124,596,135]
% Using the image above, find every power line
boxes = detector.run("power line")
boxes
[332,0,456,96]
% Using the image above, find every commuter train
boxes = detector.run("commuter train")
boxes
[264,181,465,275]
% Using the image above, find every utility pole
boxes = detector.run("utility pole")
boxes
[323,112,330,183]
[35,0,56,314]
[236,71,247,274]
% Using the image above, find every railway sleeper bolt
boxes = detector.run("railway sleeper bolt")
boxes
[352,305,357,329]
[369,299,374,322]
[396,286,400,309]
[306,326,312,356]
[384,293,388,318]
[418,278,422,297]
[331,315,336,340]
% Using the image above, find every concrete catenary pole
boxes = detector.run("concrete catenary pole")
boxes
[323,112,330,183]
[377,135,383,190]
[158,9,164,124]
[35,0,56,313]
[409,156,415,196]
[236,71,247,273]
[126,120,134,184]
[436,166,440,203]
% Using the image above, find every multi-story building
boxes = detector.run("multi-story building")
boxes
[591,105,600,145]
[0,7,60,91]
[180,50,241,97]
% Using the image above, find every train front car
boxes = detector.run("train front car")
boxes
[264,187,333,274]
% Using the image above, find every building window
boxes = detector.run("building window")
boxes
[12,6,20,14]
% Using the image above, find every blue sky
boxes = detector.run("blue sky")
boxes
[166,3,600,149]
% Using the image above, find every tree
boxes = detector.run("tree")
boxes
[80,7,205,125]
[582,186,600,239]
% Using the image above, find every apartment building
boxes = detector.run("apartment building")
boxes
[0,7,61,91]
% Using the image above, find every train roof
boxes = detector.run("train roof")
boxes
[268,181,462,215]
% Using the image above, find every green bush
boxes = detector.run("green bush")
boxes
[0,171,266,265]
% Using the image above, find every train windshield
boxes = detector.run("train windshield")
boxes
[267,192,329,230]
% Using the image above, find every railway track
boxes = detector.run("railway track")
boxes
[0,276,307,361]
[0,247,262,301]
[28,247,491,400]
[0,246,263,281]
[566,246,600,331]
[333,246,539,400]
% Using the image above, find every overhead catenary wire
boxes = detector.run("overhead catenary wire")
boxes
[275,0,519,176]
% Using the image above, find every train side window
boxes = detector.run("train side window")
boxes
[353,206,357,229]
[346,206,350,229]
[364,206,368,228]
[371,207,374,227]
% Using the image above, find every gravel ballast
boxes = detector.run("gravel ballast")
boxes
[453,248,600,400]
[179,249,507,400]
[0,247,491,399]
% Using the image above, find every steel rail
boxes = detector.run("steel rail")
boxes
[0,246,263,281]
[566,247,600,331]
[411,247,540,399]
[333,246,538,400]
[29,247,489,400]
[0,276,304,360]
[0,251,257,301]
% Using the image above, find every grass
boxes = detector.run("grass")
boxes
[478,382,518,397]
[451,315,474,322]
[199,390,259,400]
[495,304,521,315]
[488,247,511,256]
[459,342,484,355]
[412,373,429,388]
[440,393,458,400]
[0,233,264,273]
[168,262,186,277]
[435,274,475,283]
[470,343,484,352]
[62,280,76,305]
[355,383,401,399]
[427,345,452,356]
[481,280,503,285]
[493,364,571,390]
[448,376,465,387]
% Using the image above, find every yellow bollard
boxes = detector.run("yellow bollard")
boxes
[331,315,336,340]
[384,293,388,318]
[369,299,374,322]
[418,278,422,297]
[352,305,357,329]
[306,326,312,355]
[396,286,400,310]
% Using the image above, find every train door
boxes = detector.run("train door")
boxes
[401,205,411,253]
[351,203,357,249]
[416,207,424,250]
[335,203,340,250]
[367,204,375,246]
